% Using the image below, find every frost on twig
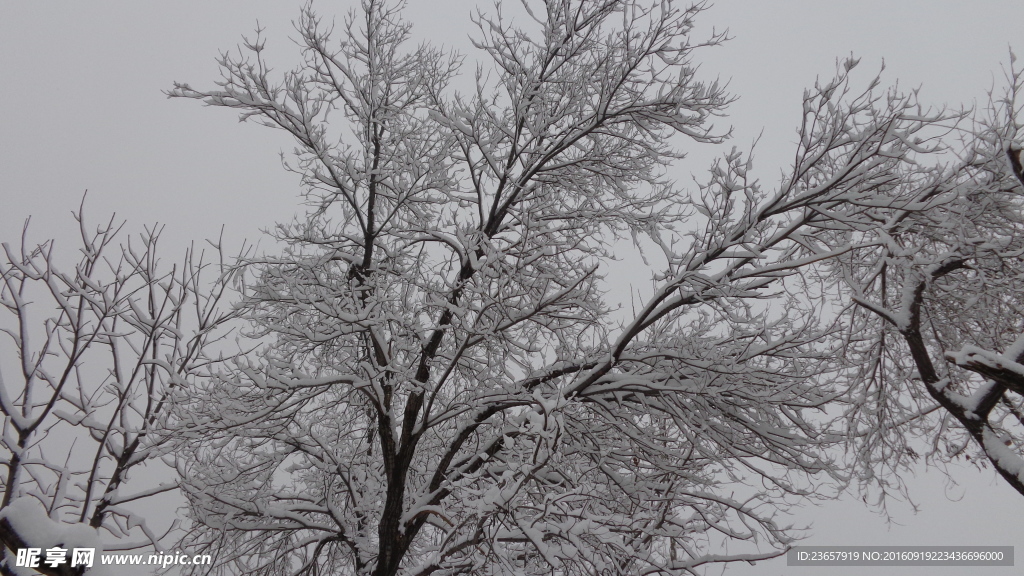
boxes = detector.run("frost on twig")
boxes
[161,1,1016,574]
[836,54,1024,498]
[0,204,239,572]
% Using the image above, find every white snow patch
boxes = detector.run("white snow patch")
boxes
[0,497,111,575]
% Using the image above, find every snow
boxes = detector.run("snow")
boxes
[981,429,1024,485]
[948,344,1024,382]
[951,380,1000,417]
[0,497,112,575]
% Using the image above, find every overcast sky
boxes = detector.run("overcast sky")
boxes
[2,1,1024,575]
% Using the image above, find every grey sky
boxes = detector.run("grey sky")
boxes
[2,1,1024,575]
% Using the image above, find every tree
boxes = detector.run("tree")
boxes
[835,58,1024,498]
[168,1,957,574]
[0,204,235,576]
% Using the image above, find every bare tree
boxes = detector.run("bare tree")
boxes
[168,1,957,575]
[835,58,1024,498]
[0,203,236,575]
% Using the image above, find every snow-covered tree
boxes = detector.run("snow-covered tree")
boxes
[168,1,958,574]
[0,204,236,575]
[835,58,1024,497]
